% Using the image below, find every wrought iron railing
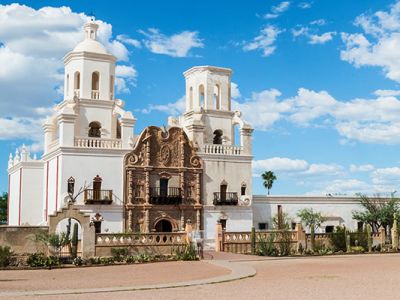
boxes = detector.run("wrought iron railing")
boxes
[149,187,182,205]
[84,189,113,204]
[213,192,238,205]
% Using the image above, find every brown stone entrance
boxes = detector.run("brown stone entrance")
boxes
[155,219,173,232]
[124,126,203,233]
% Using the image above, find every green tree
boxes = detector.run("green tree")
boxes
[261,171,277,195]
[0,193,7,225]
[352,194,400,234]
[35,232,71,258]
[297,208,326,251]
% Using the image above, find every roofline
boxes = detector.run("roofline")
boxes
[183,65,232,77]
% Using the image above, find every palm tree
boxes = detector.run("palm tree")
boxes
[261,171,277,195]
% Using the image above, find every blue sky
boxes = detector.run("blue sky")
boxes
[2,0,400,195]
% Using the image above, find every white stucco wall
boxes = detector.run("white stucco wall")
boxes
[20,165,44,225]
[253,196,370,232]
[8,169,21,225]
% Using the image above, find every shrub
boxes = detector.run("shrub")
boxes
[329,227,347,252]
[72,257,85,266]
[174,243,197,261]
[100,256,115,265]
[256,234,278,256]
[350,246,365,254]
[276,230,292,256]
[89,257,102,265]
[0,246,13,267]
[27,253,60,268]
[350,230,368,249]
[111,248,129,262]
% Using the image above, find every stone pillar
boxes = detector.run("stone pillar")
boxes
[295,223,306,253]
[240,126,253,155]
[196,209,201,230]
[120,112,136,149]
[144,209,150,233]
[392,214,398,251]
[43,121,55,154]
[196,172,201,205]
[145,170,150,205]
[180,210,185,231]
[57,106,77,147]
[185,220,193,243]
[215,222,223,252]
[380,227,386,250]
[127,210,133,232]
[126,170,133,205]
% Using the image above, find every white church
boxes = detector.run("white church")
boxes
[7,20,368,248]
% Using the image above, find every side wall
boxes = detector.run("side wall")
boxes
[253,196,365,232]
[0,226,48,254]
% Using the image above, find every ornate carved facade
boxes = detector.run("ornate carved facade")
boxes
[124,126,202,232]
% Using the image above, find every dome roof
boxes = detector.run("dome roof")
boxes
[73,39,108,54]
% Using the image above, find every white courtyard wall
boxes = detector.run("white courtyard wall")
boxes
[8,169,21,225]
[20,166,44,226]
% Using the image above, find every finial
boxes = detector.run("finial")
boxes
[8,153,13,169]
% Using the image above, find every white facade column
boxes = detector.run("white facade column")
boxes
[241,126,254,156]
[43,121,55,154]
[120,112,136,149]
[57,106,77,147]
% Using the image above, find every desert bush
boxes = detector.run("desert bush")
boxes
[174,243,197,261]
[0,246,13,267]
[256,234,278,256]
[329,227,347,252]
[111,248,129,262]
[27,253,60,267]
[276,230,292,256]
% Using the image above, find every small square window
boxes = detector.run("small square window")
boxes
[258,223,268,230]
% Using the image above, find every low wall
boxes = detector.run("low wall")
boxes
[222,230,298,254]
[0,226,49,254]
[95,232,188,256]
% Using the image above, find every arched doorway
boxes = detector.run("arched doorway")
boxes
[55,217,82,257]
[155,219,173,232]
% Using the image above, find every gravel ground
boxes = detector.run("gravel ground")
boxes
[0,260,229,292]
[2,253,400,300]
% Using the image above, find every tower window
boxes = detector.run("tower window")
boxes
[214,84,220,110]
[88,121,101,138]
[199,84,205,108]
[213,130,223,145]
[110,75,114,99]
[241,184,247,196]
[74,71,80,97]
[189,86,193,110]
[91,71,100,99]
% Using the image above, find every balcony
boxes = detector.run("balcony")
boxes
[213,192,238,205]
[91,90,100,100]
[150,187,182,205]
[74,137,122,149]
[203,144,243,156]
[84,189,113,205]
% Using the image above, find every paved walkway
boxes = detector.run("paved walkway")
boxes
[0,253,255,298]
[1,252,400,299]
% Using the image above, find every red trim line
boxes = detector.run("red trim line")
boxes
[18,168,22,226]
[55,156,59,211]
[7,174,10,225]
[45,161,49,221]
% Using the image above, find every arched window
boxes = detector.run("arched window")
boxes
[189,86,193,110]
[220,181,228,202]
[110,75,114,99]
[241,183,247,196]
[213,129,223,145]
[91,71,100,99]
[88,121,101,138]
[74,71,80,97]
[199,84,205,108]
[93,175,102,201]
[214,84,220,109]
[116,119,121,139]
[233,123,241,146]
[66,74,70,97]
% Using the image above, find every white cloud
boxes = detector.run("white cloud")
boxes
[308,31,336,44]
[374,89,400,96]
[233,89,291,130]
[253,157,308,174]
[310,19,326,26]
[243,25,282,57]
[140,28,203,57]
[350,164,375,172]
[0,4,135,146]
[115,65,138,93]
[303,163,343,175]
[291,26,309,38]
[341,2,400,83]
[116,34,141,48]
[264,2,290,19]
[298,2,312,9]
[140,96,186,116]
[231,82,241,99]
